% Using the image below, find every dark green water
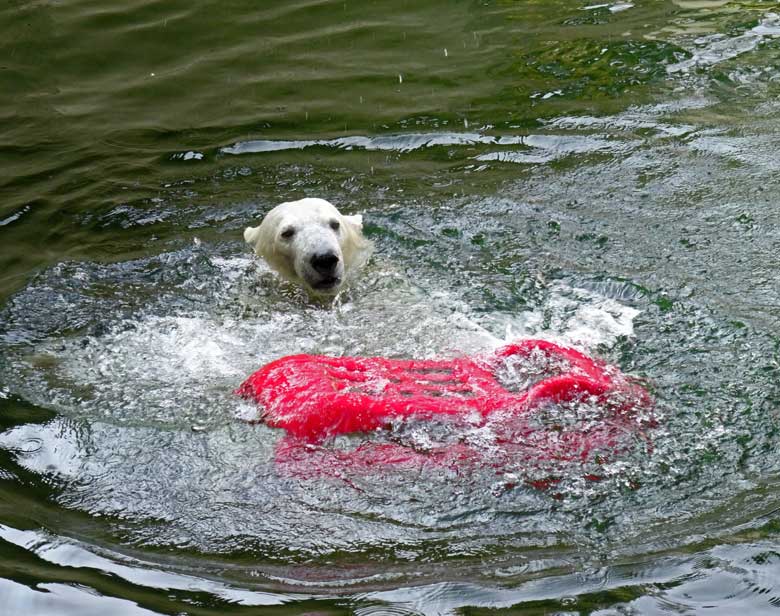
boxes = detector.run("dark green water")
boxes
[3,0,780,613]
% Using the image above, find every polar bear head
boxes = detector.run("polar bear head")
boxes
[243,198,372,296]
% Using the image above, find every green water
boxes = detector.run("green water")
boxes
[3,0,780,613]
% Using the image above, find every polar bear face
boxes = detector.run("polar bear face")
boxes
[244,198,372,296]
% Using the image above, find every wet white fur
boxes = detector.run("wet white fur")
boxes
[244,198,372,295]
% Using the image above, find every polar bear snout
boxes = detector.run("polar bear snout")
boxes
[304,249,343,292]
[310,251,340,275]
[299,246,344,292]
[292,225,346,294]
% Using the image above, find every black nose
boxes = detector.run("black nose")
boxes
[310,252,339,275]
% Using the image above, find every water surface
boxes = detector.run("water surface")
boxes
[3,0,780,613]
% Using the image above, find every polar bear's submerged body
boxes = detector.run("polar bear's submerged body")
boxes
[244,198,373,296]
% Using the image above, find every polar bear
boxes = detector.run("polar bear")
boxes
[244,198,373,296]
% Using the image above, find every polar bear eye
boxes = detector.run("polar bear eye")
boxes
[329,220,340,232]
[280,227,295,240]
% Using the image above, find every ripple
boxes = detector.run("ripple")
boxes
[667,13,780,74]
[0,242,647,561]
[0,525,296,605]
[220,132,626,160]
[0,579,158,616]
[5,0,780,609]
[221,132,521,155]
[615,544,780,614]
[0,204,32,228]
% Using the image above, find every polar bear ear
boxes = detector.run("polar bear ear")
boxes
[244,225,262,249]
[343,214,363,230]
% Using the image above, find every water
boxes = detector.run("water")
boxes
[3,0,780,613]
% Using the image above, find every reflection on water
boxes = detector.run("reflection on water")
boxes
[3,0,780,613]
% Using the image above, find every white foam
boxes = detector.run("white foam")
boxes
[0,247,647,559]
[220,132,626,161]
[477,284,639,352]
[667,13,780,74]
[28,254,638,429]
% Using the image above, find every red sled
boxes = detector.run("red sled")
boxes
[237,339,654,479]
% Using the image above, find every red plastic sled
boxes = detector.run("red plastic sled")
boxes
[237,339,653,479]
